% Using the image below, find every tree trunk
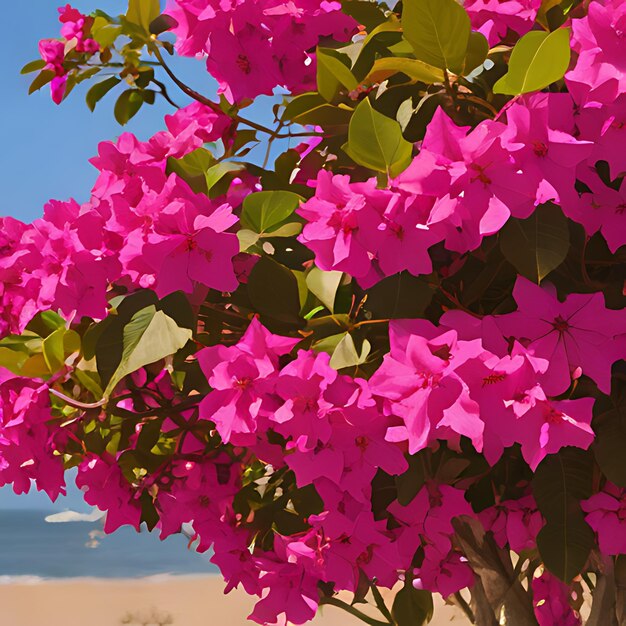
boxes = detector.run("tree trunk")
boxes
[453,518,538,626]
[587,557,618,626]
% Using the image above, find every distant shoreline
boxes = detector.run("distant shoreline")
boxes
[0,572,220,585]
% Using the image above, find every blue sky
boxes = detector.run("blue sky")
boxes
[0,1,286,510]
[0,1,284,224]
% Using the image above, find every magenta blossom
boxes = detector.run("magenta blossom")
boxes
[464,0,541,46]
[198,318,300,445]
[532,570,581,626]
[582,482,626,555]
[498,277,626,395]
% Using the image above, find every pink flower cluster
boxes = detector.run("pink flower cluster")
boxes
[39,4,100,103]
[582,482,626,556]
[368,274,623,470]
[297,171,438,288]
[464,0,541,46]
[0,371,65,500]
[164,0,356,102]
[297,92,608,285]
[532,570,581,626]
[563,0,626,251]
[0,103,244,337]
[191,319,478,620]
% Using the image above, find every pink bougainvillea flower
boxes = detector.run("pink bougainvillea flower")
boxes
[164,101,232,151]
[297,171,381,281]
[532,570,581,626]
[516,398,595,470]
[76,455,142,533]
[248,556,319,626]
[206,26,279,104]
[582,482,626,555]
[395,110,533,252]
[143,203,240,297]
[370,321,484,454]
[576,94,626,179]
[566,0,626,107]
[479,495,543,553]
[414,546,474,597]
[0,375,66,500]
[198,318,299,445]
[454,344,547,465]
[564,167,626,253]
[498,276,626,395]
[464,0,541,46]
[502,93,592,209]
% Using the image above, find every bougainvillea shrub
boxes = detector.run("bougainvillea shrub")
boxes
[6,0,626,624]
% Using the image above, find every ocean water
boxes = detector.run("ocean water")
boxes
[0,509,219,580]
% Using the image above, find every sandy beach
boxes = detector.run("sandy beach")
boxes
[0,575,465,626]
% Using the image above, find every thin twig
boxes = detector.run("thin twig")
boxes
[370,582,395,624]
[319,597,390,626]
[152,77,180,108]
[453,591,476,624]
[49,388,107,409]
[149,44,323,140]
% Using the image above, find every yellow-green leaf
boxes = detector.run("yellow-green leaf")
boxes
[343,98,413,177]
[317,48,359,102]
[366,56,444,84]
[401,0,471,72]
[493,28,571,95]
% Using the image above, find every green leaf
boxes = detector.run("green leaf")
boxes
[74,368,104,400]
[205,162,240,191]
[166,147,215,194]
[126,0,161,31]
[343,98,412,176]
[21,59,46,75]
[21,354,50,378]
[104,305,192,397]
[366,272,435,319]
[149,14,178,35]
[312,332,346,356]
[282,93,354,127]
[593,407,626,487]
[91,16,122,48]
[0,348,28,374]
[241,191,302,235]
[305,268,343,313]
[95,291,159,388]
[86,76,121,111]
[237,229,261,252]
[366,56,444,84]
[317,48,359,102]
[282,92,327,121]
[29,70,56,95]
[401,0,471,72]
[462,31,489,75]
[114,89,144,125]
[247,257,304,330]
[264,222,302,238]
[533,448,595,581]
[38,311,66,333]
[499,204,570,283]
[42,328,67,372]
[391,584,433,626]
[341,0,389,30]
[493,28,571,95]
[537,515,595,582]
[329,333,371,370]
[395,453,426,506]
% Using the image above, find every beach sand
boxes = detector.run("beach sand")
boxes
[0,575,466,626]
